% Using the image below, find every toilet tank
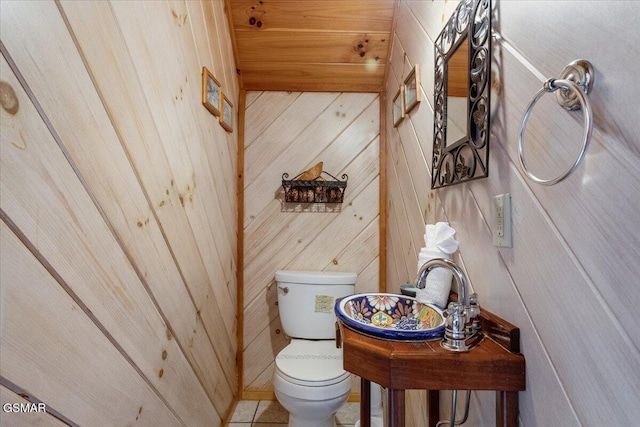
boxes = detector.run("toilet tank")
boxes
[275,270,356,339]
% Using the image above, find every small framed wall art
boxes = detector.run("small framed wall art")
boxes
[403,64,421,114]
[392,85,405,127]
[220,93,234,132]
[202,66,221,116]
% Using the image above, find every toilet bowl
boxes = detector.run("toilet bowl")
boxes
[273,270,357,427]
[274,340,351,427]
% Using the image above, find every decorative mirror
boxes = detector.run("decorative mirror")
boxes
[432,0,491,189]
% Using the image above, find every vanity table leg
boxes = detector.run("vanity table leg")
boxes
[428,390,440,427]
[387,389,405,427]
[496,391,519,427]
[360,379,371,427]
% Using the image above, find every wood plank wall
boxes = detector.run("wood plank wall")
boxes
[1,1,238,425]
[241,91,380,395]
[387,1,640,425]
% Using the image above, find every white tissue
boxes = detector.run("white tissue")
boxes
[432,222,459,254]
[416,222,459,309]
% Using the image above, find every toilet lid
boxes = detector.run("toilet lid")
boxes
[275,340,350,386]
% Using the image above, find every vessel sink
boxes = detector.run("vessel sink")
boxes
[335,293,445,341]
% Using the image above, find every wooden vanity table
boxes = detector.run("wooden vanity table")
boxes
[337,309,525,427]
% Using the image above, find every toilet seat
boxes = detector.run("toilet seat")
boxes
[276,339,350,385]
[274,339,351,400]
[277,367,351,388]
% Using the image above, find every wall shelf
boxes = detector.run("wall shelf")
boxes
[281,171,348,204]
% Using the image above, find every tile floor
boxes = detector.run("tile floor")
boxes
[228,399,360,427]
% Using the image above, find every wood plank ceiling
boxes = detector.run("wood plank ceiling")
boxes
[227,0,397,92]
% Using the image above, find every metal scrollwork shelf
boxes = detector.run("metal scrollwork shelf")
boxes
[282,171,348,204]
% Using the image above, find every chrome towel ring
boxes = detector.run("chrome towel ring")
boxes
[518,60,594,186]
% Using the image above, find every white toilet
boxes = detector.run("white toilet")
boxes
[273,270,357,427]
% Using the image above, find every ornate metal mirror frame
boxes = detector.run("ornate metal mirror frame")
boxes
[432,0,491,189]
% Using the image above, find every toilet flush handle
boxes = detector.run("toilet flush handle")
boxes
[278,286,289,294]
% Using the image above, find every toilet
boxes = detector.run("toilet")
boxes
[273,270,357,427]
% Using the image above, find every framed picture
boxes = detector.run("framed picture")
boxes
[403,64,421,114]
[220,93,234,132]
[392,86,405,127]
[202,66,221,116]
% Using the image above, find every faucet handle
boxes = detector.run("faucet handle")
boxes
[444,302,466,340]
[468,293,481,334]
[442,296,484,352]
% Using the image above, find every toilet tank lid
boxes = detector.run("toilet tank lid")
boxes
[275,270,357,285]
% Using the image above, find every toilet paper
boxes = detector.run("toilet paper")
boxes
[416,222,459,309]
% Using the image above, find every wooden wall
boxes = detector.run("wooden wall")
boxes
[1,1,238,425]
[386,1,640,425]
[241,91,380,395]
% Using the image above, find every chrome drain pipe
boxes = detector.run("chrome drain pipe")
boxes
[436,390,471,427]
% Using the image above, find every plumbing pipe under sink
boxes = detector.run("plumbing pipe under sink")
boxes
[436,390,471,427]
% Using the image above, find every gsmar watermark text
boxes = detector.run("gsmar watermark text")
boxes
[3,402,47,413]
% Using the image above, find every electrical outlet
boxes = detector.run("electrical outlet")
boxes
[493,193,512,247]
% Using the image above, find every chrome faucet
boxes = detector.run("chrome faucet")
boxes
[416,258,469,308]
[415,258,482,352]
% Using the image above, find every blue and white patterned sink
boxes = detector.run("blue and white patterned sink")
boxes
[335,293,445,341]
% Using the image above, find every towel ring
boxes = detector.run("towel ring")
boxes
[518,60,594,186]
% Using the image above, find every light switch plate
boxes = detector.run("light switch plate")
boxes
[493,193,512,247]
